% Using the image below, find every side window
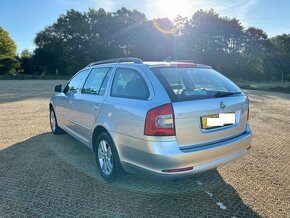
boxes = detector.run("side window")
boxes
[82,67,112,95]
[111,68,149,100]
[65,70,89,93]
[99,69,112,96]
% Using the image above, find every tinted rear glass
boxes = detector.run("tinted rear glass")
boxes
[111,68,149,100]
[151,67,242,101]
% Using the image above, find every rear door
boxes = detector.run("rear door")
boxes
[101,66,154,139]
[151,66,249,149]
[70,67,113,143]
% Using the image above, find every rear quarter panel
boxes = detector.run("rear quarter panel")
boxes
[96,64,170,140]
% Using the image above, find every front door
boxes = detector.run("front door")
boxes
[58,69,90,133]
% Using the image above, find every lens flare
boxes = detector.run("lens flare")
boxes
[152,19,176,35]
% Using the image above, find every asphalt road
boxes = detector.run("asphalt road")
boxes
[0,80,289,217]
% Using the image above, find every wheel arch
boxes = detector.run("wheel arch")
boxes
[92,125,124,170]
[49,100,55,110]
[92,125,113,152]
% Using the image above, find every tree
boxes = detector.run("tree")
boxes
[127,18,175,59]
[0,56,19,75]
[33,8,174,75]
[34,9,87,75]
[270,34,290,81]
[31,8,289,81]
[19,49,36,74]
[0,26,18,74]
[181,9,247,79]
[243,27,272,80]
[0,26,16,58]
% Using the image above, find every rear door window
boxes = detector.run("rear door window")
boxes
[82,67,112,95]
[111,68,149,100]
[151,67,241,101]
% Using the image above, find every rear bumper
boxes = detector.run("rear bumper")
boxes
[112,125,252,179]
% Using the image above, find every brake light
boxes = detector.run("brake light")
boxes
[144,104,175,136]
[176,63,197,68]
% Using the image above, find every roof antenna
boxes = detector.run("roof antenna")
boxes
[163,56,172,62]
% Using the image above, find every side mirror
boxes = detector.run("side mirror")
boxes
[54,84,63,92]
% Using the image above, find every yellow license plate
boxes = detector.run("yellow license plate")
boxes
[201,112,235,129]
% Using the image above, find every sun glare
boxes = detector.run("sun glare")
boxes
[161,1,179,19]
[156,0,193,20]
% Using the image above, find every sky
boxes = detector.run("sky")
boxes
[0,0,290,53]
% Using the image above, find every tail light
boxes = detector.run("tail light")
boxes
[247,98,250,120]
[144,104,175,136]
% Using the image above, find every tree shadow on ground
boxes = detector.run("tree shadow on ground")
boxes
[0,133,259,217]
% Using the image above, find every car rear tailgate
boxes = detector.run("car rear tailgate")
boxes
[173,95,248,149]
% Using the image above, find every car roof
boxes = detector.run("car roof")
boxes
[143,61,212,69]
[85,58,212,69]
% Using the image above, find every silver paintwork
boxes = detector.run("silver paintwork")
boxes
[50,61,252,179]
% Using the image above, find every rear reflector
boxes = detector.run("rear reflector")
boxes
[144,103,175,136]
[162,166,193,173]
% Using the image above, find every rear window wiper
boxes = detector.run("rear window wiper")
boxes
[214,91,242,98]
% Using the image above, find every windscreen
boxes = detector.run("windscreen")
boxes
[151,67,242,101]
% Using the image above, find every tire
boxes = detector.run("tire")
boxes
[49,107,63,135]
[95,132,122,182]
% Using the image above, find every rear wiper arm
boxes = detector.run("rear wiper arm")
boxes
[214,91,242,97]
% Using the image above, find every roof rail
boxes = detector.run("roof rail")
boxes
[87,57,143,67]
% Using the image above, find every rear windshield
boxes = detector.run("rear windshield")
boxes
[151,67,242,102]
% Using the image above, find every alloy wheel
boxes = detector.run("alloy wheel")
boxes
[98,140,113,175]
[50,110,56,132]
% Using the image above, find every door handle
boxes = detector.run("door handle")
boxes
[93,104,100,111]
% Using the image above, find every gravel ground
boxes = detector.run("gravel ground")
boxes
[0,80,289,217]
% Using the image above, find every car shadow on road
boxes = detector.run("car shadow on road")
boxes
[0,133,259,217]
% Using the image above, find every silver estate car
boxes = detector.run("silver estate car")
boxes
[49,58,252,182]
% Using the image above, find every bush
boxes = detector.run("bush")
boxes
[267,86,290,93]
[0,56,20,75]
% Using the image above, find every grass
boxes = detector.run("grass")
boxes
[237,81,290,94]
[0,74,69,80]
